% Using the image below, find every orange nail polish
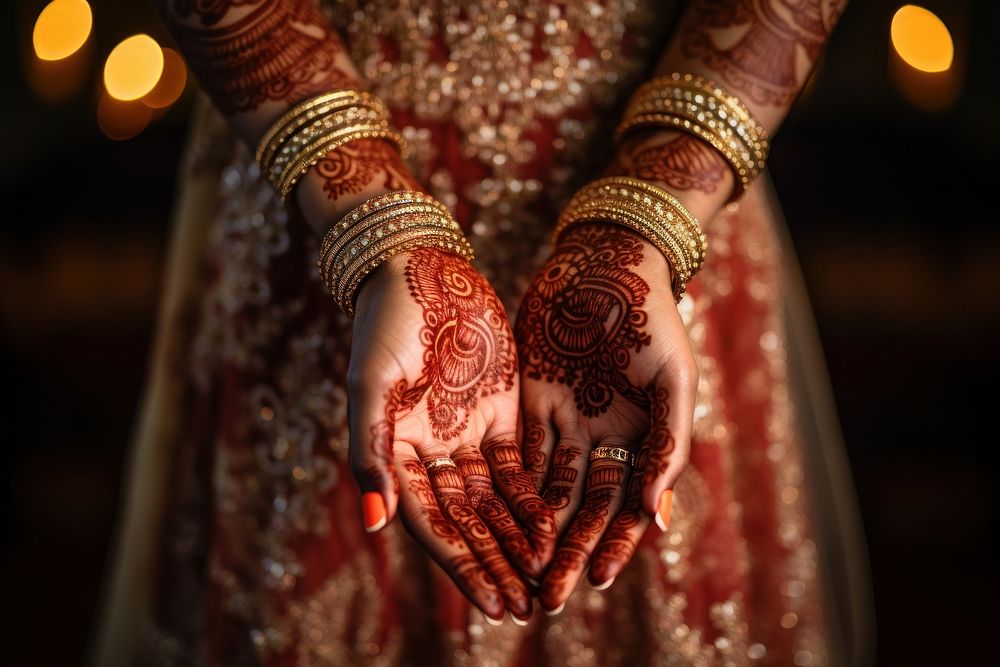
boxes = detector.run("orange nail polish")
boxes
[655,489,673,532]
[362,492,387,532]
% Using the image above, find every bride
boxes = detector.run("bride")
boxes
[95,1,872,664]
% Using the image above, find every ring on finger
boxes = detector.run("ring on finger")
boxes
[424,456,458,473]
[589,446,635,468]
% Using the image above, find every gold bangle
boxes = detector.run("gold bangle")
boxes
[256,90,388,171]
[277,125,407,201]
[555,176,707,300]
[316,191,474,315]
[617,73,769,195]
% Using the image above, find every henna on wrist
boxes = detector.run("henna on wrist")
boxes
[607,132,730,195]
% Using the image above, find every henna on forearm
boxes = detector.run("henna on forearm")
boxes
[315,139,422,202]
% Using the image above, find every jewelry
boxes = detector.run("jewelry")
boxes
[555,176,707,300]
[616,73,769,194]
[316,191,475,316]
[253,90,407,201]
[589,446,635,467]
[424,457,458,472]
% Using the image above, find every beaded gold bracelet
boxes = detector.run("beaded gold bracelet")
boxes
[254,90,407,201]
[555,176,707,300]
[316,191,475,315]
[616,73,769,195]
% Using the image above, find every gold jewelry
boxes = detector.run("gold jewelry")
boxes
[616,73,769,194]
[555,176,707,300]
[589,446,635,467]
[277,125,406,201]
[316,191,475,316]
[256,91,389,169]
[424,457,458,472]
[254,90,408,201]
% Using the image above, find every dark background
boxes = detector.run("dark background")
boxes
[2,1,997,665]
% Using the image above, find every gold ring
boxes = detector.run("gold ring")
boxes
[589,446,635,467]
[424,457,458,473]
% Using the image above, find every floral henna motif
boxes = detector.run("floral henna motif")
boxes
[316,139,422,202]
[481,439,557,549]
[403,249,517,440]
[163,0,357,116]
[608,133,728,194]
[681,0,847,106]
[517,225,651,416]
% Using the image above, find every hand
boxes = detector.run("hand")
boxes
[515,223,696,613]
[347,248,556,623]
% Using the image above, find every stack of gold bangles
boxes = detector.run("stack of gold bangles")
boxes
[555,176,707,300]
[615,73,769,195]
[317,191,474,316]
[254,90,407,201]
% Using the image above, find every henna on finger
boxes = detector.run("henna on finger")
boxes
[396,456,504,618]
[425,461,531,619]
[522,420,551,492]
[541,443,583,516]
[589,387,675,584]
[480,438,557,570]
[539,459,629,611]
[455,452,545,581]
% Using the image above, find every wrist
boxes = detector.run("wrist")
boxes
[605,129,733,223]
[292,139,425,237]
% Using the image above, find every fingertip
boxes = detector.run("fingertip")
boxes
[542,602,566,617]
[361,492,387,533]
[654,489,673,532]
[510,611,529,626]
[591,576,615,591]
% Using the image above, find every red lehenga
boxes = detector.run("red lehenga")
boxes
[94,1,872,665]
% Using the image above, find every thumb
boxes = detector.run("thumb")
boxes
[348,375,403,533]
[641,363,695,528]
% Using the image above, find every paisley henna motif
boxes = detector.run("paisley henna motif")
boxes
[402,249,517,440]
[516,225,651,416]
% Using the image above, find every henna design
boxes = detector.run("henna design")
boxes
[523,422,548,486]
[541,462,626,606]
[517,225,651,417]
[402,458,462,545]
[164,0,357,115]
[482,439,557,544]
[589,448,649,584]
[402,249,517,440]
[589,387,675,583]
[681,0,847,106]
[316,139,422,202]
[542,445,582,511]
[427,462,530,617]
[642,387,675,487]
[607,133,728,194]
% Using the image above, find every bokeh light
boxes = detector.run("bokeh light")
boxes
[891,5,953,73]
[33,0,92,62]
[104,34,164,102]
[97,93,153,141]
[141,48,187,109]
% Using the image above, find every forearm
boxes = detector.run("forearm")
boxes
[158,1,421,235]
[610,0,849,216]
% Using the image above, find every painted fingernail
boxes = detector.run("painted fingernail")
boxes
[655,489,673,532]
[592,577,616,591]
[543,602,565,616]
[510,612,529,626]
[485,613,504,626]
[362,492,387,532]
